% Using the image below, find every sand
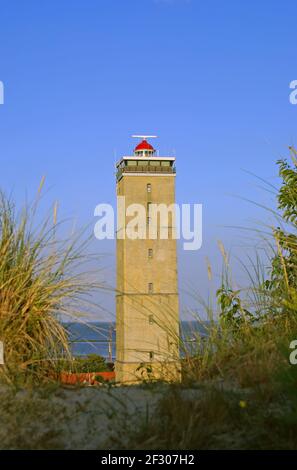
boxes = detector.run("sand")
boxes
[0,383,167,449]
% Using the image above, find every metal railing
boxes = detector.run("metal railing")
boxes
[117,165,176,180]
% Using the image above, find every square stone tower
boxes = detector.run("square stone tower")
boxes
[115,136,180,383]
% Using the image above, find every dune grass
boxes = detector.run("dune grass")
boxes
[0,185,101,384]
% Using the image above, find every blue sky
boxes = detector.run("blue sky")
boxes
[0,0,297,319]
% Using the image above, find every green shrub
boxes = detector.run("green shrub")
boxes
[57,354,109,373]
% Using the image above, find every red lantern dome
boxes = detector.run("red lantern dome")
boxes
[134,139,155,152]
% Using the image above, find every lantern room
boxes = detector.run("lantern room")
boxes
[134,139,155,158]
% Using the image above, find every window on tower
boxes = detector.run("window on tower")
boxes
[147,183,151,193]
[147,202,152,226]
[148,248,153,259]
[148,283,153,294]
[149,351,154,361]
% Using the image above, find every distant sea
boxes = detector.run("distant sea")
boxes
[64,321,210,360]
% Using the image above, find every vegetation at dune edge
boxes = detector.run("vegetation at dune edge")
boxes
[0,180,102,385]
[56,354,109,373]
[124,146,297,449]
[1,148,297,449]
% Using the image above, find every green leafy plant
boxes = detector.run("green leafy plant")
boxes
[265,147,297,307]
[217,286,253,330]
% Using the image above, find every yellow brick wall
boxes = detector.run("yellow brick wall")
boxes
[115,173,180,383]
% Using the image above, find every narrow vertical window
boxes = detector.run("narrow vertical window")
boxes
[148,282,153,294]
[147,202,152,226]
[148,248,153,259]
[149,351,154,361]
[147,183,151,193]
[149,314,154,324]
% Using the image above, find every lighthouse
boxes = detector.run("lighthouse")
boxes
[115,136,180,383]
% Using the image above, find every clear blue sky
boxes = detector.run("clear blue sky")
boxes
[0,0,297,319]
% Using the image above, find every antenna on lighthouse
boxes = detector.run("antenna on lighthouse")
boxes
[132,135,157,140]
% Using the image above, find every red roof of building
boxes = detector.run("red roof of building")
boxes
[135,139,154,151]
